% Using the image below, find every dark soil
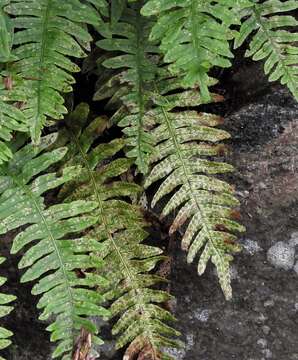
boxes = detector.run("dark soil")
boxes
[1,58,298,360]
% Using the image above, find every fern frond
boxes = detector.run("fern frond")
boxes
[144,91,245,300]
[235,0,298,100]
[3,0,102,143]
[95,2,159,174]
[57,103,180,359]
[141,0,240,102]
[0,133,109,359]
[0,257,15,359]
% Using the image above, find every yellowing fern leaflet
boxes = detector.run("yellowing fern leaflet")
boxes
[0,133,109,359]
[57,104,180,360]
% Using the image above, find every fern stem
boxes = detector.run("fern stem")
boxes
[135,1,147,173]
[34,0,51,143]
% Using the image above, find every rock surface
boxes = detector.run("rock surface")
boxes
[267,242,295,270]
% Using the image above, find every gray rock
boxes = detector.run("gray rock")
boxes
[242,238,263,255]
[294,261,298,275]
[264,300,274,308]
[193,309,210,322]
[163,347,186,360]
[289,232,298,247]
[262,349,273,358]
[257,338,268,348]
[267,242,295,270]
[262,326,271,335]
[186,333,194,350]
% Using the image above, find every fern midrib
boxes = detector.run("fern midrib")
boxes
[69,129,159,357]
[11,174,75,332]
[135,5,147,172]
[252,4,296,90]
[190,0,201,63]
[159,103,223,262]
[34,0,51,141]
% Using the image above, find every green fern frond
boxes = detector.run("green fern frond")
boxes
[141,0,240,102]
[235,0,298,100]
[95,2,159,174]
[0,257,15,359]
[3,0,102,143]
[57,103,180,359]
[144,91,245,300]
[0,133,109,359]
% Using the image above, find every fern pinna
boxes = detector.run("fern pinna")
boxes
[235,0,298,101]
[0,133,109,359]
[0,257,15,360]
[56,104,180,360]
[95,2,159,174]
[2,0,104,144]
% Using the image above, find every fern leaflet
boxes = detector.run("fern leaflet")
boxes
[235,0,298,100]
[56,103,180,360]
[0,133,109,359]
[0,257,15,360]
